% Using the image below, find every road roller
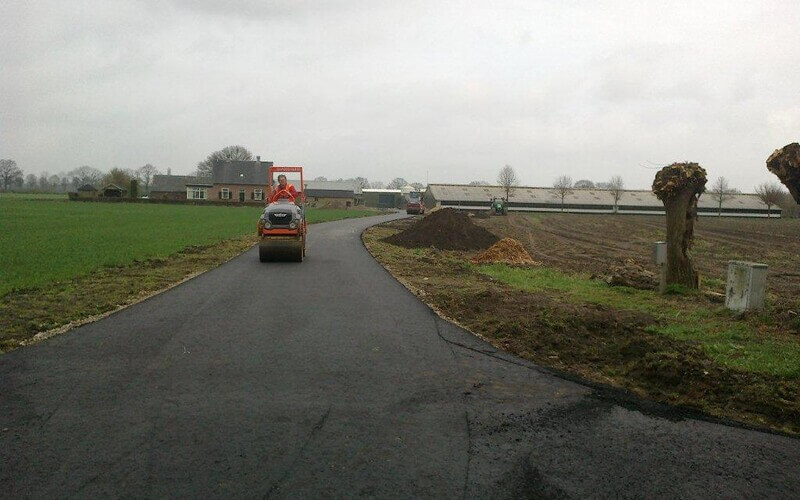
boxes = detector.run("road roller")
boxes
[257,166,306,262]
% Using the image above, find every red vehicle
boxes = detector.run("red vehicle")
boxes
[406,192,425,215]
[257,166,307,262]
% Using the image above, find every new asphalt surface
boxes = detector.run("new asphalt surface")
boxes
[1,213,799,498]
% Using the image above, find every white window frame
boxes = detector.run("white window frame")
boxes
[221,188,230,200]
[187,187,207,200]
[254,189,263,201]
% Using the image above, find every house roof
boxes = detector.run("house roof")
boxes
[213,160,274,185]
[77,184,96,191]
[425,184,773,211]
[102,183,127,192]
[151,175,212,192]
[363,189,402,194]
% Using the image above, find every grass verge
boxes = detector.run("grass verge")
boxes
[363,219,800,435]
[1,203,384,352]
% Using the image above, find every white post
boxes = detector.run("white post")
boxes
[653,241,667,293]
[725,261,768,312]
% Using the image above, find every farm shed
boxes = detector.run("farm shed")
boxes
[304,180,359,208]
[101,183,127,198]
[424,184,780,218]
[363,189,404,209]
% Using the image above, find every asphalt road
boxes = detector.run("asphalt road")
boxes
[2,213,798,498]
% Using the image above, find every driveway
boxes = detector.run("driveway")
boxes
[1,213,798,498]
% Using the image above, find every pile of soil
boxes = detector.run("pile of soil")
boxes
[593,259,658,290]
[383,208,499,250]
[471,238,540,266]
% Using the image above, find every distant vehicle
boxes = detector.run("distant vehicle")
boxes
[257,166,307,262]
[491,197,508,215]
[406,191,425,215]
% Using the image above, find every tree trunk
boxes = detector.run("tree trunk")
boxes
[663,191,700,288]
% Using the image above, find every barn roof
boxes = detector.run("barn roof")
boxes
[425,184,772,211]
[151,175,212,192]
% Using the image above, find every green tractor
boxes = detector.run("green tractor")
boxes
[491,197,508,215]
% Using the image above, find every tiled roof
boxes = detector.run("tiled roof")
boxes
[212,160,273,185]
[303,180,359,195]
[151,175,212,192]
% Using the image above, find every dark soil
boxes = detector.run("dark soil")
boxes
[383,208,498,251]
[364,220,800,435]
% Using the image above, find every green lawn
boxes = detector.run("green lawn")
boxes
[478,263,800,378]
[0,198,381,296]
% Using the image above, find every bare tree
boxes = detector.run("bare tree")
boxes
[652,163,707,289]
[68,165,103,187]
[574,179,595,189]
[38,172,50,191]
[103,167,132,188]
[497,164,518,201]
[195,145,253,177]
[754,182,785,218]
[766,142,800,204]
[352,177,370,190]
[137,164,160,194]
[468,180,490,186]
[370,181,385,189]
[709,176,735,216]
[0,159,23,191]
[24,173,37,190]
[387,177,408,189]
[607,175,625,213]
[410,182,424,191]
[551,175,573,211]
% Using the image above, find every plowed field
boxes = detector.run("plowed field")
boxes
[476,214,800,315]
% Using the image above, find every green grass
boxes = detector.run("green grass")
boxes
[0,198,381,296]
[478,263,800,378]
[0,192,68,200]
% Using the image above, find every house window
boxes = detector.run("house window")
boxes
[221,188,230,200]
[187,187,207,199]
[254,189,263,201]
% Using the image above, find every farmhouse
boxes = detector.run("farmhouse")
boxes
[423,184,780,218]
[149,160,274,202]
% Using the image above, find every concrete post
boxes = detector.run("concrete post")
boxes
[725,261,768,312]
[653,241,667,293]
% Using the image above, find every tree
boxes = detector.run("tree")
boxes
[754,182,785,218]
[468,180,490,186]
[350,177,370,190]
[195,145,253,177]
[68,165,103,187]
[574,179,595,189]
[48,174,61,192]
[551,175,573,211]
[103,167,132,188]
[410,182,424,191]
[24,174,37,190]
[0,159,23,191]
[608,175,625,214]
[370,181,385,189]
[387,178,408,189]
[38,172,50,192]
[137,164,160,194]
[652,162,707,289]
[766,142,800,204]
[709,176,735,216]
[497,164,518,201]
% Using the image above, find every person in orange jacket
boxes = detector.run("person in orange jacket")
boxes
[269,174,298,203]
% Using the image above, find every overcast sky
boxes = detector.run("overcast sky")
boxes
[1,1,798,190]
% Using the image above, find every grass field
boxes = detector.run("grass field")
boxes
[0,197,380,296]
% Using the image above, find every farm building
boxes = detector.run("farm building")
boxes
[363,189,405,209]
[76,184,97,199]
[423,184,781,218]
[100,183,127,198]
[304,180,360,208]
[150,175,213,200]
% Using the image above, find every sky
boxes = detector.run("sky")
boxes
[1,0,798,191]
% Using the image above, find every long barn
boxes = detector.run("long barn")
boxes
[423,184,780,218]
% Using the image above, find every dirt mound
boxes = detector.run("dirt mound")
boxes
[593,259,658,290]
[471,238,540,266]
[383,208,499,251]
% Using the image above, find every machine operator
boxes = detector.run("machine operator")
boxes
[269,174,298,202]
